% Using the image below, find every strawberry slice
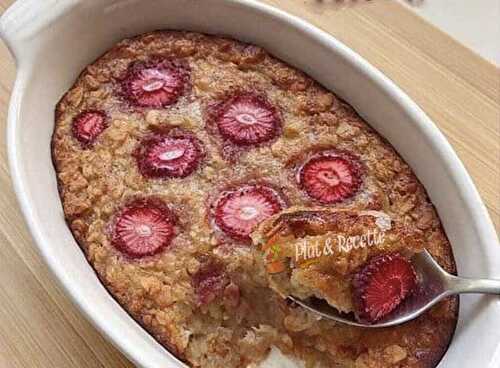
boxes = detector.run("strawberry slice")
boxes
[121,60,189,108]
[135,132,204,179]
[352,253,417,323]
[215,93,281,145]
[192,258,229,306]
[72,110,107,146]
[213,184,284,241]
[111,198,176,258]
[298,150,362,204]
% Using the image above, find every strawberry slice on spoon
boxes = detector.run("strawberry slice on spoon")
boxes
[288,248,499,327]
[352,253,417,323]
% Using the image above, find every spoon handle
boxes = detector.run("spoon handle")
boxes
[448,275,500,295]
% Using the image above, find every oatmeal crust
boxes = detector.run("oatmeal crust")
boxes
[52,31,458,368]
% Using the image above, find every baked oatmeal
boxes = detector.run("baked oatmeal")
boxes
[254,208,426,321]
[52,31,458,368]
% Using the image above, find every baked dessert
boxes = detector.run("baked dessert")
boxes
[52,31,458,368]
[254,208,426,322]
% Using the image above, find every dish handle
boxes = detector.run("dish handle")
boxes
[0,0,77,62]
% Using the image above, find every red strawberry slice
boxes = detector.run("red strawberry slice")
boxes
[122,60,189,108]
[111,198,176,258]
[216,93,280,145]
[192,259,229,306]
[72,110,107,146]
[298,150,362,204]
[136,133,204,179]
[214,185,284,240]
[352,253,417,323]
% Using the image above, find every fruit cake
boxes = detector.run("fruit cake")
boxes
[52,31,458,368]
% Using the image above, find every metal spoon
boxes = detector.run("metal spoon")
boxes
[289,249,500,328]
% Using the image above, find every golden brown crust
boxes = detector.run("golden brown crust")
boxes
[52,31,457,368]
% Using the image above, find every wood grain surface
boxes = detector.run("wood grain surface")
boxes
[0,0,498,367]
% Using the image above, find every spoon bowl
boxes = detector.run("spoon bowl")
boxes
[290,249,500,328]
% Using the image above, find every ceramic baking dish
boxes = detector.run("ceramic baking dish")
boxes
[1,0,499,367]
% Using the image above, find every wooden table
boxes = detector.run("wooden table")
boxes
[0,1,498,367]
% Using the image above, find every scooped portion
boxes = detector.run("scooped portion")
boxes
[253,208,424,322]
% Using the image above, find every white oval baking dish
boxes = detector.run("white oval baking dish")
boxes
[1,0,499,367]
